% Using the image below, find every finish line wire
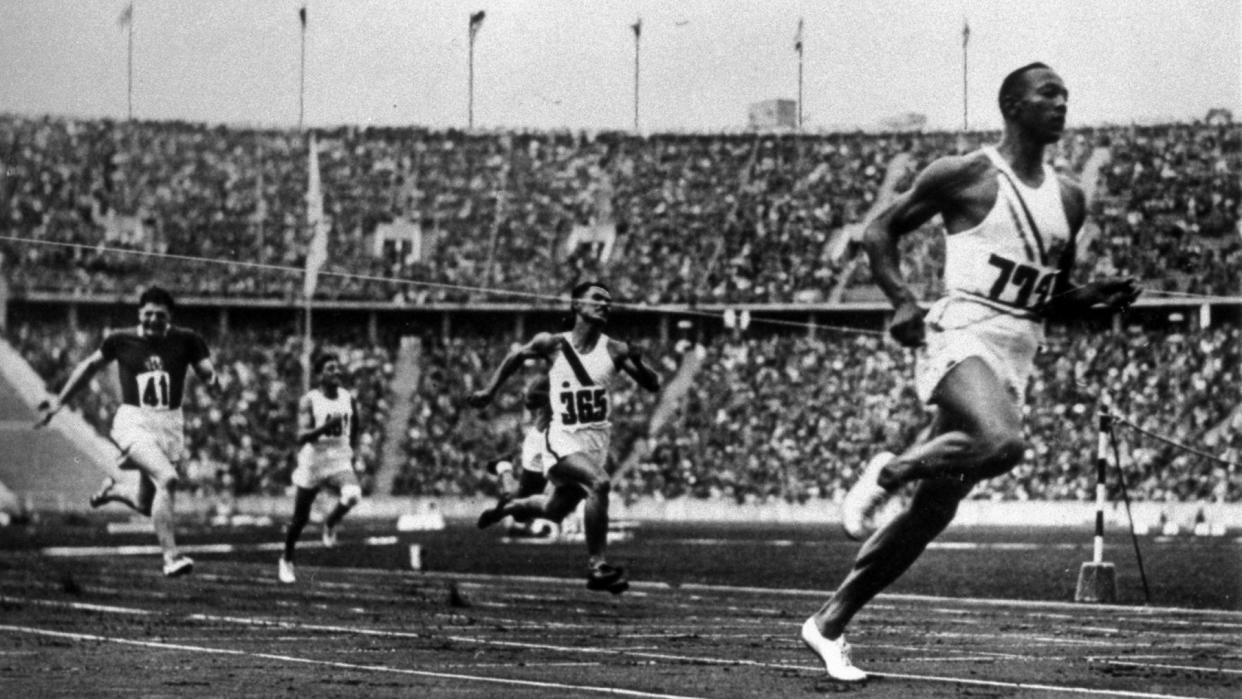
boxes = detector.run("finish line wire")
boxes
[1111,414,1241,470]
[0,234,885,337]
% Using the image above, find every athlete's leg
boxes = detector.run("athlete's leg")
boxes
[546,453,611,563]
[283,487,319,562]
[323,471,362,536]
[814,476,973,638]
[878,357,1026,489]
[122,441,183,566]
[814,357,1025,639]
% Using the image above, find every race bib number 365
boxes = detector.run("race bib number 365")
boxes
[559,388,607,426]
[137,370,171,409]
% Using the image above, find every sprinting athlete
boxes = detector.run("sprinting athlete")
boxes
[478,375,555,533]
[467,281,660,594]
[278,353,363,584]
[801,63,1140,681]
[36,286,221,578]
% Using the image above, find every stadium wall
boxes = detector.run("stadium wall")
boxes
[166,495,1242,530]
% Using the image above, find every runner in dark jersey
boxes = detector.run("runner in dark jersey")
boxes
[37,287,221,578]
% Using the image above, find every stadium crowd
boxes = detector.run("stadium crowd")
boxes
[2,115,1238,304]
[3,112,1238,505]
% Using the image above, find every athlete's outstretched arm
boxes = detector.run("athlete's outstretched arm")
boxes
[467,333,557,409]
[348,395,361,462]
[191,356,222,396]
[610,340,660,393]
[1039,176,1140,321]
[35,350,109,428]
[863,156,972,347]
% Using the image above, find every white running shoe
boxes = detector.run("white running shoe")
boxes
[278,556,296,584]
[841,451,897,541]
[322,523,338,548]
[163,555,195,578]
[800,617,867,682]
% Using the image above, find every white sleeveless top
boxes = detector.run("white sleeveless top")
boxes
[941,147,1074,320]
[301,388,354,460]
[547,331,617,433]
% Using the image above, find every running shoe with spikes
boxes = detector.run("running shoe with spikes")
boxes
[476,494,512,530]
[841,451,897,541]
[800,617,867,682]
[163,555,195,578]
[88,477,116,509]
[322,523,338,548]
[278,556,296,584]
[586,563,629,595]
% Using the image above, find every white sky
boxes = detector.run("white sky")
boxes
[1,0,1238,133]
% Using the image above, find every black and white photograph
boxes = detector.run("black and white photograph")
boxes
[0,1,1238,696]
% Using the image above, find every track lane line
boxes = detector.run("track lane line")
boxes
[0,624,704,699]
[1,594,1227,698]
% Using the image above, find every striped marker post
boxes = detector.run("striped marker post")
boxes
[1075,400,1117,603]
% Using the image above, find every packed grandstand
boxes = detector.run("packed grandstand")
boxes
[2,113,1238,503]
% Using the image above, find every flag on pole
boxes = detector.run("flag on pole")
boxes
[632,17,642,38]
[304,135,328,299]
[469,11,485,41]
[118,2,133,28]
[962,18,970,48]
[794,18,804,53]
[299,5,307,28]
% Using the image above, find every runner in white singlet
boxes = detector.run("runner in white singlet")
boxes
[800,64,1141,682]
[468,282,660,594]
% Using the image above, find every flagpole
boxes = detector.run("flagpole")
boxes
[633,21,641,133]
[303,132,312,395]
[797,48,803,132]
[468,29,475,129]
[962,21,969,131]
[299,13,306,133]
[127,5,134,121]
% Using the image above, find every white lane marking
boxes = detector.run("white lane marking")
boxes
[0,624,704,699]
[39,536,397,558]
[1096,659,1242,675]
[1,595,1226,698]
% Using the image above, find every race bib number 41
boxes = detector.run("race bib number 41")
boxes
[137,370,171,409]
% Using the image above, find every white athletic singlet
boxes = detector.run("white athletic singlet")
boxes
[548,332,617,434]
[941,146,1074,320]
[299,388,354,462]
[917,147,1077,404]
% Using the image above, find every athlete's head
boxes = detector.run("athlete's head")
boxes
[314,352,343,389]
[137,286,175,337]
[570,281,611,326]
[523,374,551,414]
[998,62,1067,143]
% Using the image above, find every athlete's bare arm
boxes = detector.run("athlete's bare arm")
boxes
[191,356,222,396]
[467,332,558,408]
[1039,174,1140,319]
[608,340,660,393]
[295,393,339,446]
[862,154,991,347]
[35,349,109,428]
[348,396,361,457]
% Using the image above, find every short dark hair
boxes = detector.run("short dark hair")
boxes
[571,281,609,299]
[998,62,1052,117]
[138,286,176,311]
[314,352,340,375]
